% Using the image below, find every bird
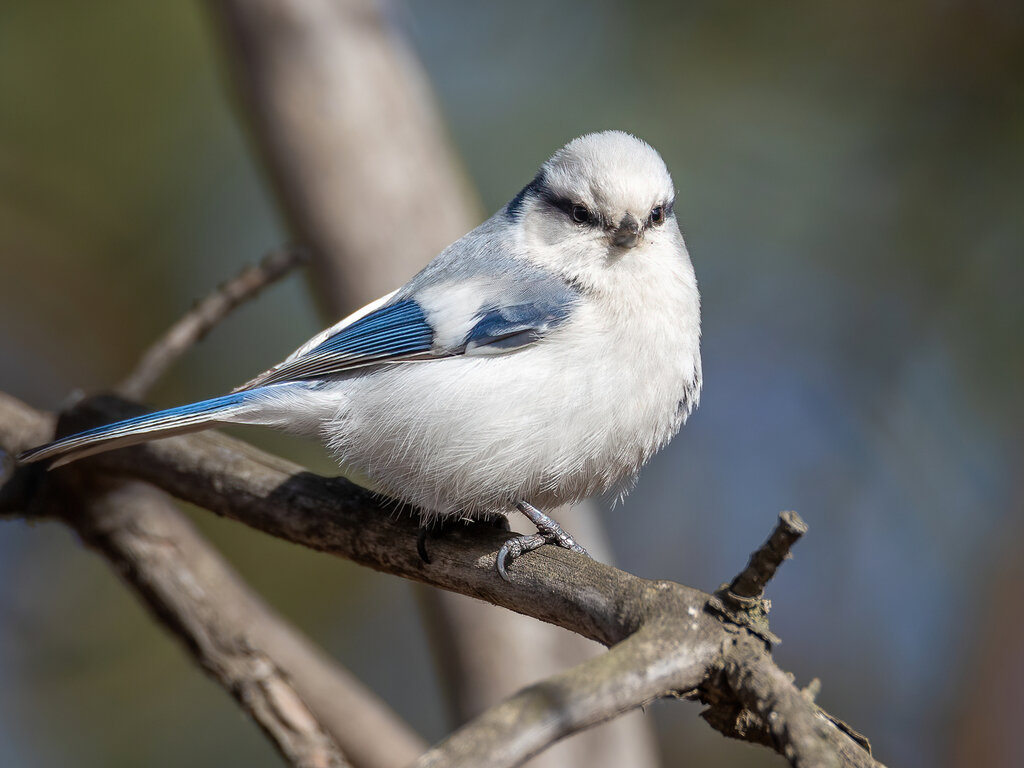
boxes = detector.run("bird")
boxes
[19,131,702,579]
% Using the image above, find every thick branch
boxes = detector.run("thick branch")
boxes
[0,392,884,767]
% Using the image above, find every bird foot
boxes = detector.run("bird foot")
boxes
[496,501,590,580]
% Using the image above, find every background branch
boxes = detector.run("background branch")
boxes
[207,0,478,315]
[58,477,351,768]
[64,475,424,768]
[117,246,307,401]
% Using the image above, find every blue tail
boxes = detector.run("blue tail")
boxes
[19,392,252,468]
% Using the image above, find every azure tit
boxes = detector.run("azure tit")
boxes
[20,131,702,579]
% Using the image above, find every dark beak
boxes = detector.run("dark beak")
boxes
[612,214,641,248]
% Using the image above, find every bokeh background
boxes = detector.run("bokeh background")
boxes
[2,1,1022,766]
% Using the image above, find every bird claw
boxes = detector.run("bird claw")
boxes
[416,526,433,564]
[497,533,549,580]
[496,502,590,581]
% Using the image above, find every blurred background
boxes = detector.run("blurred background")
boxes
[1,1,1022,766]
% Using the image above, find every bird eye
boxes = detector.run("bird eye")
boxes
[650,205,665,226]
[570,204,590,224]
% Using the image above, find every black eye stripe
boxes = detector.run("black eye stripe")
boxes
[535,188,675,228]
[539,190,601,226]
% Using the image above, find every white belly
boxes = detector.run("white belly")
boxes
[320,291,701,521]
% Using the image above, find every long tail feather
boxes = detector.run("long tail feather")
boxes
[18,392,252,468]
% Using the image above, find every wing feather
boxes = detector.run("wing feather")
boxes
[240,299,435,388]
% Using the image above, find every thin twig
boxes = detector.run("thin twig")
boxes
[707,510,808,649]
[728,510,808,599]
[117,245,307,400]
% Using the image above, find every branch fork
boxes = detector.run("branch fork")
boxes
[708,510,809,646]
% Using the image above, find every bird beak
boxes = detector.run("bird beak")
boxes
[612,214,641,248]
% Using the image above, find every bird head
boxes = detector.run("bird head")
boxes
[509,131,681,279]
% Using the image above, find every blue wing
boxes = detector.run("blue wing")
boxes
[245,299,435,387]
[464,299,574,353]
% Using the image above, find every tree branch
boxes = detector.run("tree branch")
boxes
[117,245,307,401]
[727,510,808,600]
[418,505,659,768]
[68,476,425,768]
[706,510,809,646]
[0,392,884,767]
[413,620,714,768]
